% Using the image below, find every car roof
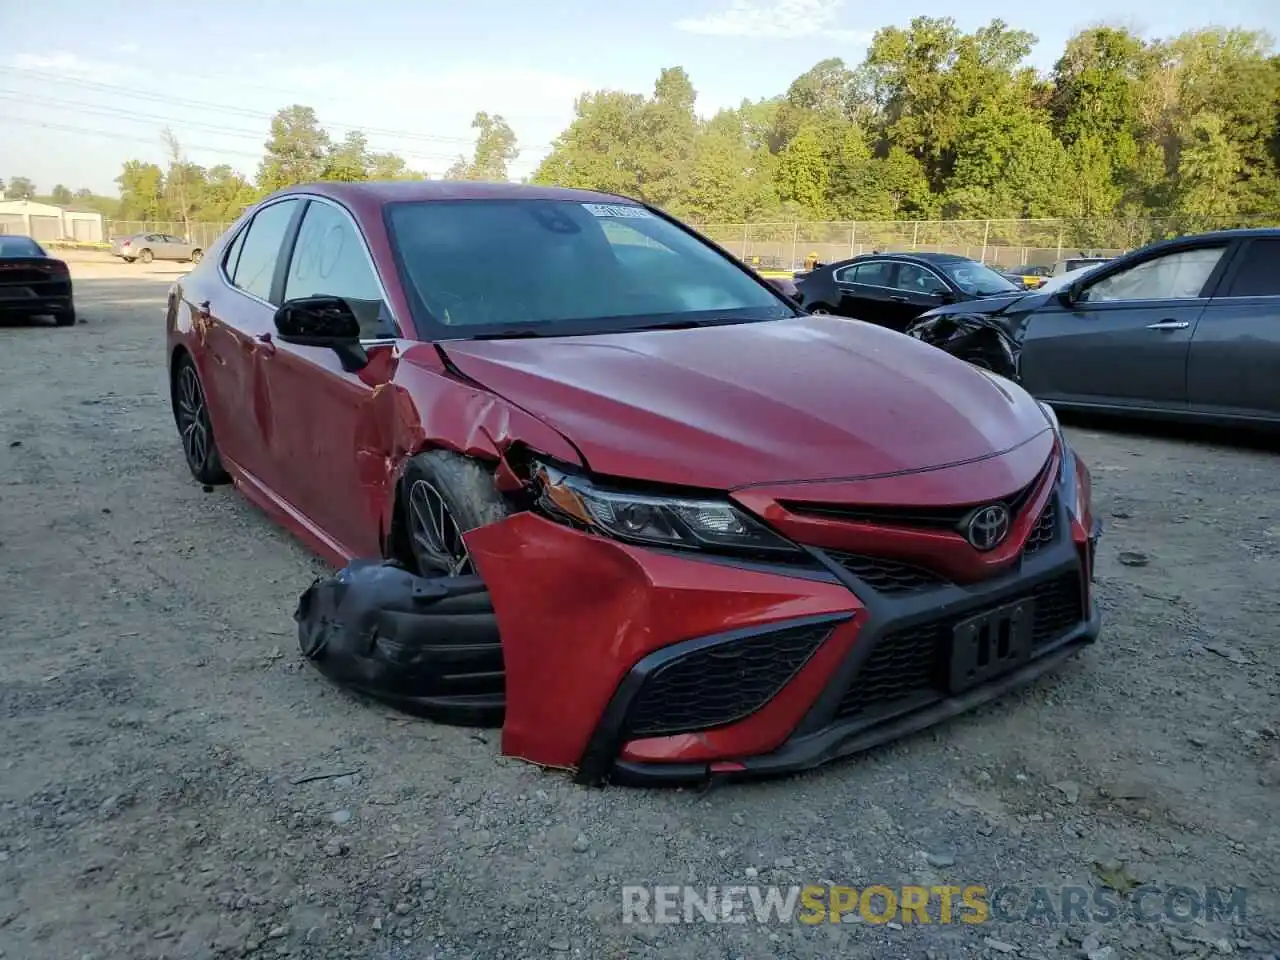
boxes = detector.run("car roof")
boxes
[266,180,637,206]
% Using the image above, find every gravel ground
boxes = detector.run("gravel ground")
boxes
[1,266,1277,960]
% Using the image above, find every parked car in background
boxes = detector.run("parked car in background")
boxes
[1051,256,1111,276]
[905,229,1280,427]
[0,235,75,326]
[1000,264,1051,289]
[166,180,1100,784]
[792,252,1023,331]
[111,232,204,264]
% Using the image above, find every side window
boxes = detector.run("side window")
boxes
[230,199,301,303]
[222,225,247,277]
[835,261,891,286]
[284,201,395,338]
[1081,247,1226,303]
[894,262,948,294]
[1223,240,1280,297]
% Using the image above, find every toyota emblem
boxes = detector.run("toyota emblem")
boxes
[965,504,1011,551]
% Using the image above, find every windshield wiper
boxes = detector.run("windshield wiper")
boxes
[464,327,551,340]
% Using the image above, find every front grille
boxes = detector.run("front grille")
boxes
[835,572,1084,719]
[828,552,950,593]
[1023,498,1058,554]
[780,463,1048,532]
[625,623,836,738]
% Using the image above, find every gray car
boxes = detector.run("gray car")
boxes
[904,228,1280,428]
[110,232,204,264]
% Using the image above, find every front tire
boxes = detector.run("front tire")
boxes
[171,354,229,484]
[397,451,509,577]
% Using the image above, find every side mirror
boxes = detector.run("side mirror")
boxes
[937,289,957,303]
[273,296,369,372]
[1057,283,1082,307]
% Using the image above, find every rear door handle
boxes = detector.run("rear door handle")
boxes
[1146,320,1189,330]
[889,295,908,303]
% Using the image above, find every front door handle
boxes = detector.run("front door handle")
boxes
[1146,320,1189,330]
[889,295,908,303]
[256,332,277,356]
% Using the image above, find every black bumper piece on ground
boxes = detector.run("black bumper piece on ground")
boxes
[295,560,505,727]
[580,497,1102,787]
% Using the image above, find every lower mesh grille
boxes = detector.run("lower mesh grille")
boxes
[836,573,1084,719]
[828,552,950,593]
[625,622,837,738]
[1024,498,1058,554]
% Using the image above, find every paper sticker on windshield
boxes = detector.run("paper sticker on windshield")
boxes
[581,203,651,219]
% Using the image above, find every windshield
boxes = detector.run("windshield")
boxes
[936,259,1019,296]
[0,236,44,258]
[385,199,794,337]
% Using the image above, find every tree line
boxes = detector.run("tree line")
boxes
[6,18,1279,239]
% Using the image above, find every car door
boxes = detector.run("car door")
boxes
[1018,242,1232,410]
[832,259,899,325]
[1186,238,1280,420]
[889,262,952,331]
[195,198,305,487]
[260,196,403,558]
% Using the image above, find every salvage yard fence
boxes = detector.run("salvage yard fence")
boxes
[694,214,1280,271]
[95,214,1280,271]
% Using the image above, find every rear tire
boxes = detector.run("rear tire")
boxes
[190,249,203,264]
[139,249,153,264]
[396,450,509,577]
[171,353,230,485]
[54,308,76,327]
[123,257,136,263]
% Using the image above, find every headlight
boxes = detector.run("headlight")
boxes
[531,462,803,557]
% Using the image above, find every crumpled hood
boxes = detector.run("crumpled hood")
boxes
[922,290,1043,319]
[440,316,1052,491]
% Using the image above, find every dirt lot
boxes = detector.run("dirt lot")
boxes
[1,264,1277,960]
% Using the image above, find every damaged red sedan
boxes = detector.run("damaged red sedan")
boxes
[167,181,1101,785]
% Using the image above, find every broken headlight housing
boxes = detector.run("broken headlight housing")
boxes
[530,461,803,559]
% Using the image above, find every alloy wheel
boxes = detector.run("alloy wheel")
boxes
[175,363,212,473]
[407,479,474,576]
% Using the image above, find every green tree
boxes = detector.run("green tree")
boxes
[4,176,36,200]
[115,162,166,220]
[323,130,371,182]
[49,184,73,206]
[257,105,331,193]
[446,112,519,181]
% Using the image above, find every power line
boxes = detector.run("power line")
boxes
[0,66,560,150]
[0,91,472,162]
[0,113,541,177]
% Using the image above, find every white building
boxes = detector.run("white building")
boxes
[0,200,105,243]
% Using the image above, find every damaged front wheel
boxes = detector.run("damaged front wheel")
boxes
[399,450,509,577]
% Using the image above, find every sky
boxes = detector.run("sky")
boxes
[1,0,1277,198]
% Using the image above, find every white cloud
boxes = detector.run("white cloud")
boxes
[10,51,145,83]
[115,42,141,54]
[674,0,872,41]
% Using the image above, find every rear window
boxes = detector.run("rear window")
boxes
[384,199,791,337]
[0,236,45,257]
[1223,239,1280,297]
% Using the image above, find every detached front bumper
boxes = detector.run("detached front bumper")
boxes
[464,489,1102,786]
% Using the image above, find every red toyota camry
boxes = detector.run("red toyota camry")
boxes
[167,181,1100,785]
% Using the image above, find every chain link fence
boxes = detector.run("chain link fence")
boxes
[90,214,1279,269]
[105,220,235,250]
[695,215,1280,271]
